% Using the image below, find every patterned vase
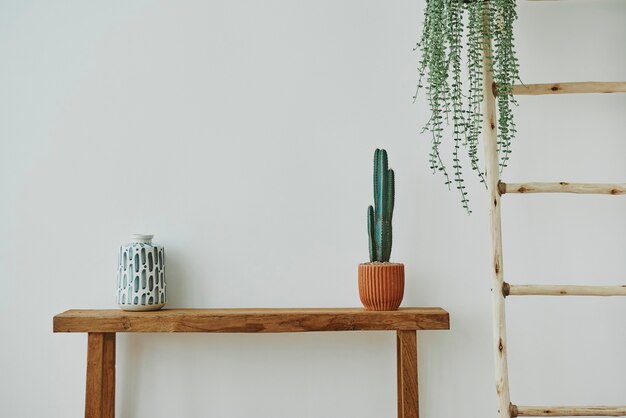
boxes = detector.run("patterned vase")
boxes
[117,234,166,311]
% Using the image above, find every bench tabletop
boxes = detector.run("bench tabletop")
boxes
[53,307,450,333]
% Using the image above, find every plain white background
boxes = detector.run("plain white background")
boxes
[1,1,625,417]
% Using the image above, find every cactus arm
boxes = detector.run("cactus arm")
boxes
[387,169,395,222]
[382,170,395,261]
[373,219,380,261]
[377,150,388,219]
[381,167,389,220]
[376,151,388,261]
[373,149,380,206]
[373,149,382,261]
[380,153,391,261]
[367,205,375,262]
[383,220,392,261]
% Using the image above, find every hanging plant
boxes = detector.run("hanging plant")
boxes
[414,0,520,212]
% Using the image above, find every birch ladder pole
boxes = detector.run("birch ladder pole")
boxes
[481,5,626,418]
[482,11,513,418]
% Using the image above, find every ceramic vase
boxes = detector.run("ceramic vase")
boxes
[117,234,166,311]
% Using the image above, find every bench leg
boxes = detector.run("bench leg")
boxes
[397,330,418,418]
[85,332,116,418]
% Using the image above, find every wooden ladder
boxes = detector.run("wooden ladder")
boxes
[481,15,626,418]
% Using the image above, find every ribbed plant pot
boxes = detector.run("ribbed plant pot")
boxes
[358,263,405,311]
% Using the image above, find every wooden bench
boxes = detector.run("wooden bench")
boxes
[54,307,449,418]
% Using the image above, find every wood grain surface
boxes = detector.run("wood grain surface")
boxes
[500,182,626,195]
[482,5,512,417]
[85,333,115,418]
[54,308,449,333]
[397,330,419,418]
[510,82,626,96]
[514,405,626,417]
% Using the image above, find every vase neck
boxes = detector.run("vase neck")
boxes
[130,234,153,244]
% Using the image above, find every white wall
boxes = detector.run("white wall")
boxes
[1,1,625,417]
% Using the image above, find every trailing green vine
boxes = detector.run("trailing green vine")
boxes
[415,0,520,213]
[490,0,520,169]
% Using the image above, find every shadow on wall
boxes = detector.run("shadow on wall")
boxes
[118,334,144,418]
[161,246,206,308]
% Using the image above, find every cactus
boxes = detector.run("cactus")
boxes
[367,149,395,262]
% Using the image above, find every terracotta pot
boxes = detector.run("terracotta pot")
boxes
[358,263,405,311]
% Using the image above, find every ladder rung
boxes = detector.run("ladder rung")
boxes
[514,405,626,417]
[500,182,626,195]
[505,284,626,297]
[510,81,626,96]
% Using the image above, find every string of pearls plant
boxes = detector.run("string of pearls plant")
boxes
[415,0,520,213]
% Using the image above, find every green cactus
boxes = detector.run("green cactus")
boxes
[367,149,395,262]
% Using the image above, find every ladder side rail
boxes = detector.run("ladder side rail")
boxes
[482,6,513,417]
